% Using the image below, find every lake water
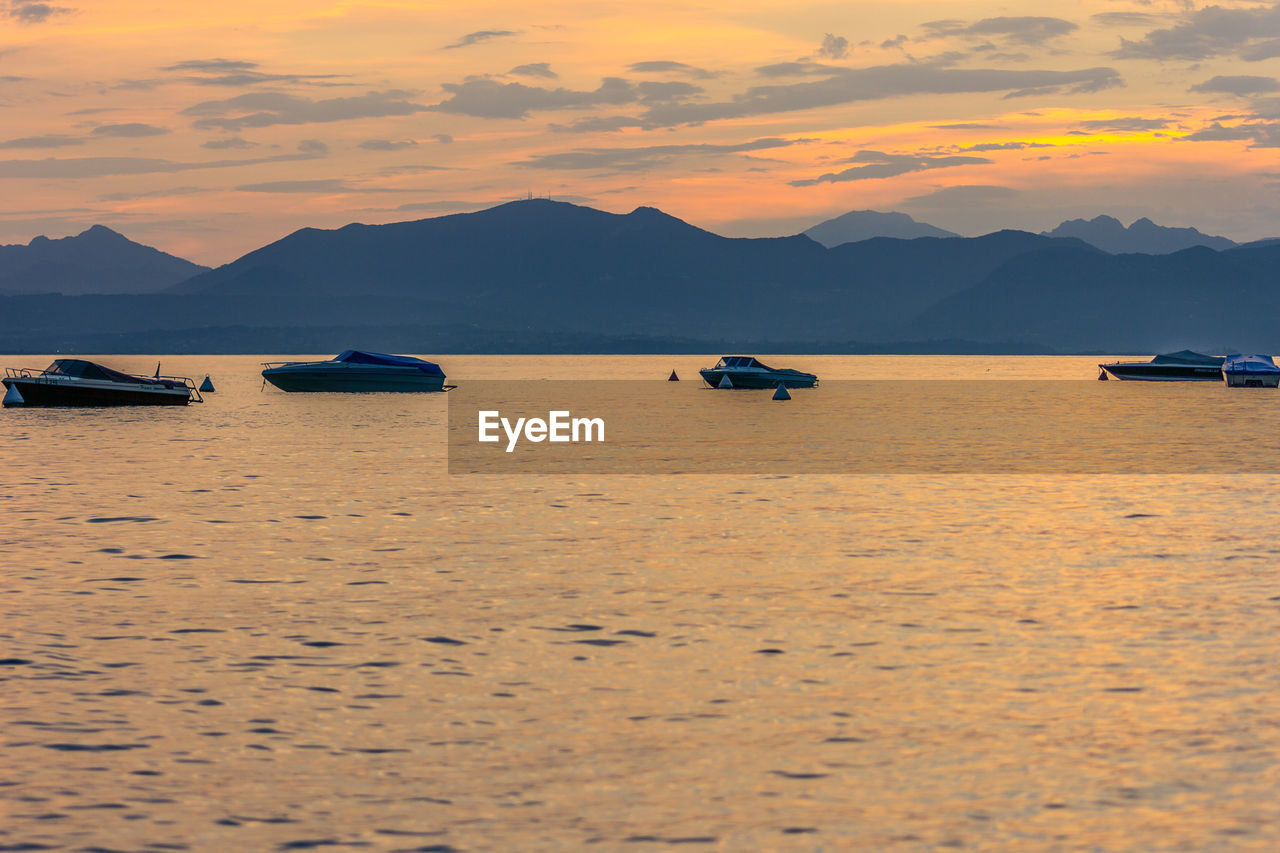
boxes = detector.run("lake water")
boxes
[3,355,1280,851]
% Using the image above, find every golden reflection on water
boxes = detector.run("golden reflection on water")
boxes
[2,356,1280,851]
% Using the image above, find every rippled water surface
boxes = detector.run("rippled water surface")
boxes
[3,355,1280,851]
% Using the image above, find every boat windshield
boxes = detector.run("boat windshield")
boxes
[45,359,161,384]
[716,356,769,370]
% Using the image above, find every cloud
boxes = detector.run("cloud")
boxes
[548,116,646,133]
[162,57,347,87]
[902,184,1021,207]
[626,61,715,79]
[514,137,808,171]
[925,16,1078,45]
[444,30,519,50]
[100,186,206,201]
[166,59,256,73]
[756,61,847,77]
[432,134,453,144]
[509,63,557,79]
[929,122,1004,130]
[1114,5,1280,61]
[297,139,328,155]
[236,179,353,193]
[0,134,84,149]
[201,136,255,149]
[958,141,1053,152]
[1091,12,1159,28]
[1190,75,1280,96]
[818,34,850,60]
[428,77,637,119]
[360,139,417,151]
[964,17,1078,45]
[1075,117,1171,132]
[642,64,1123,127]
[1181,118,1280,147]
[0,152,321,179]
[789,150,992,187]
[183,90,429,131]
[91,122,169,138]
[6,2,72,24]
[1181,121,1259,142]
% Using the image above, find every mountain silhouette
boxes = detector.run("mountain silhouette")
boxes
[1,200,1278,353]
[0,225,209,295]
[1041,215,1236,255]
[803,210,958,247]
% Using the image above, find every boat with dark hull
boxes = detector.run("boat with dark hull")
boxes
[699,356,818,389]
[1098,350,1224,381]
[261,350,455,392]
[2,359,202,406]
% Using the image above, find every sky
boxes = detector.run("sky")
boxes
[3,0,1280,264]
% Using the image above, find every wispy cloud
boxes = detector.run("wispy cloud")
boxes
[0,134,84,149]
[360,139,418,151]
[91,123,169,138]
[627,61,715,79]
[429,78,637,119]
[183,91,428,131]
[5,1,73,24]
[1115,4,1280,61]
[444,30,519,50]
[642,64,1122,127]
[0,152,321,179]
[1190,75,1280,96]
[162,58,348,87]
[515,137,809,171]
[790,150,991,187]
[509,63,557,79]
[925,16,1078,46]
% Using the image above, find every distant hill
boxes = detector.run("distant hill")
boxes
[2,200,1280,353]
[904,242,1280,351]
[803,210,958,247]
[1041,215,1237,255]
[0,225,209,295]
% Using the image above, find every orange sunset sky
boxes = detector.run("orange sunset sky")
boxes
[3,0,1280,264]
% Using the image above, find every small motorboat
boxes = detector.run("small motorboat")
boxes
[699,356,818,389]
[2,359,202,406]
[1223,353,1280,387]
[261,349,455,392]
[1097,350,1224,381]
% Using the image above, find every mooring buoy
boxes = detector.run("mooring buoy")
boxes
[772,382,791,400]
[199,375,216,392]
[717,374,733,389]
[668,370,679,381]
[3,383,24,407]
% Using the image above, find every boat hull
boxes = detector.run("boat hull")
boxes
[699,369,818,389]
[1224,373,1280,387]
[262,366,449,392]
[1098,364,1223,381]
[2,376,191,406]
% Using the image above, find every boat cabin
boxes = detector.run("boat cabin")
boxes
[714,356,771,370]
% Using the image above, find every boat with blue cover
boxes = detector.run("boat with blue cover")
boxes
[699,356,818,389]
[261,350,455,392]
[2,359,201,406]
[1222,353,1280,387]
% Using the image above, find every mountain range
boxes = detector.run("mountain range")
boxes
[1039,215,1237,254]
[0,225,208,295]
[1,200,1278,354]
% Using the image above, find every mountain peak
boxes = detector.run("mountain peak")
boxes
[803,209,959,247]
[1042,215,1235,254]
